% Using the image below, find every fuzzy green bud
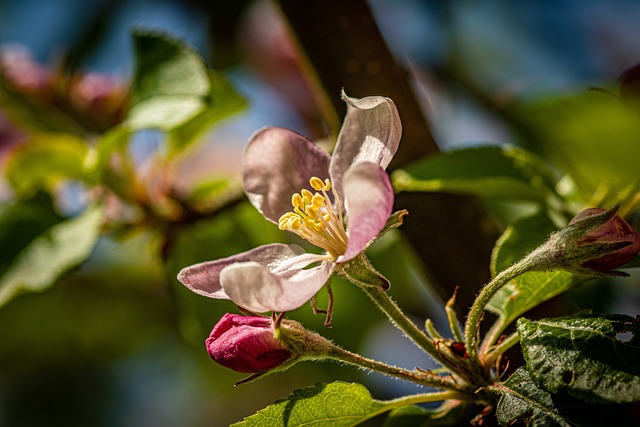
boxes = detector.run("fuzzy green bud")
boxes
[529,206,640,276]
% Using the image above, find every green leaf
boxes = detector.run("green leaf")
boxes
[5,134,89,196]
[495,367,571,427]
[383,401,466,427]
[0,203,103,307]
[392,145,558,203]
[494,367,636,427]
[0,194,62,277]
[518,314,640,404]
[524,92,640,205]
[232,381,399,427]
[487,212,577,324]
[167,70,246,152]
[127,31,211,131]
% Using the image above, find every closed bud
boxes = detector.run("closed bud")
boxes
[567,207,640,272]
[206,313,292,373]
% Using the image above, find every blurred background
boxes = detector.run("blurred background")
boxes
[2,0,640,426]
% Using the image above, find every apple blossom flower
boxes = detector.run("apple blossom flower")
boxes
[206,313,292,373]
[178,92,401,312]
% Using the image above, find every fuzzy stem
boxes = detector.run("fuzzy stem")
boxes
[446,302,465,343]
[357,285,467,380]
[484,332,521,367]
[479,316,509,356]
[382,390,470,407]
[464,252,547,369]
[325,344,462,391]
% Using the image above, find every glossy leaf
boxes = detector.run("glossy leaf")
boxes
[5,134,89,196]
[487,212,577,323]
[128,31,211,130]
[518,314,640,404]
[0,203,103,307]
[392,145,557,203]
[232,381,395,427]
[494,367,636,426]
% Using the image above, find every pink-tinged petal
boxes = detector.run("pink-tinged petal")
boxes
[177,243,305,299]
[330,92,401,198]
[339,162,394,262]
[220,254,334,312]
[243,127,331,223]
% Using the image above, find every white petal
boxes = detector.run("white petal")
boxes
[339,163,394,262]
[221,254,334,312]
[330,92,401,198]
[177,243,305,299]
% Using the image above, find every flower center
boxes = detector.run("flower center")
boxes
[278,177,348,260]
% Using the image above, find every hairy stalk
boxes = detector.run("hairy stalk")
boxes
[382,390,471,407]
[356,284,472,386]
[484,332,521,367]
[464,253,548,370]
[479,317,509,356]
[324,345,464,391]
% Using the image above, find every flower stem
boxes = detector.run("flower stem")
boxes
[382,390,470,407]
[463,253,546,369]
[357,284,467,380]
[324,343,463,391]
[484,332,520,367]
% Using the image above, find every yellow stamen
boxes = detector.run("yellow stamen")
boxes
[277,177,348,260]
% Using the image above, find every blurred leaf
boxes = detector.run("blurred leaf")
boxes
[185,177,235,211]
[5,134,89,196]
[487,212,577,324]
[127,31,210,131]
[490,211,556,275]
[0,193,62,277]
[494,367,636,426]
[167,70,246,152]
[383,401,466,427]
[0,203,103,307]
[524,92,640,206]
[91,126,137,201]
[392,145,558,204]
[518,314,640,404]
[232,381,398,427]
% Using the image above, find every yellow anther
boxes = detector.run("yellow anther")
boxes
[277,176,348,260]
[311,194,325,208]
[310,177,325,191]
[292,193,304,209]
[278,216,289,230]
[305,205,319,217]
[301,189,313,203]
[289,217,302,230]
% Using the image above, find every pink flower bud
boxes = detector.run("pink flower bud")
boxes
[569,208,640,271]
[206,313,292,373]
